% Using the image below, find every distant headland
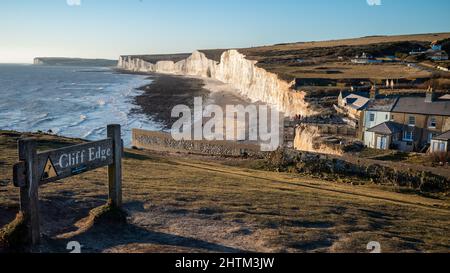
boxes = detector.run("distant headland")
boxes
[33,57,117,67]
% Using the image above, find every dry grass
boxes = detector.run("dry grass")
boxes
[0,212,28,250]
[238,33,450,81]
[0,131,449,253]
[242,33,450,57]
[269,62,431,80]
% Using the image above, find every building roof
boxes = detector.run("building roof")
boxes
[366,97,399,112]
[433,130,450,141]
[427,50,448,57]
[343,93,370,110]
[392,97,450,116]
[439,94,450,100]
[367,121,404,135]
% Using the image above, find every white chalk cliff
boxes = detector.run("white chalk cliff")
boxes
[118,50,317,117]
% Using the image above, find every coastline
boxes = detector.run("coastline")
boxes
[132,73,210,130]
[0,65,159,147]
[130,72,257,131]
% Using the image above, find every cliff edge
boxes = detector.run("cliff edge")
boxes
[118,50,315,117]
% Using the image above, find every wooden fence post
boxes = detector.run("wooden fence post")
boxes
[107,124,122,208]
[18,138,40,245]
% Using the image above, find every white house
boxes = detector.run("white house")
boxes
[361,98,399,148]
[351,53,382,64]
[430,131,450,153]
[337,91,370,120]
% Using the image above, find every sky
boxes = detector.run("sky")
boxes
[1,0,450,63]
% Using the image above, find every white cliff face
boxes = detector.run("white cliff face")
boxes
[118,50,316,117]
[33,58,45,65]
[294,125,343,155]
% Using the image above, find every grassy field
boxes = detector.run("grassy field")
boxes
[1,131,449,253]
[239,33,450,81]
[241,33,450,58]
[265,62,431,80]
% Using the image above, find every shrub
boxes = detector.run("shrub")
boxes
[430,152,450,163]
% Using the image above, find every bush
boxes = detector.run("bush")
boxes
[266,149,449,194]
[430,152,450,163]
[0,212,28,251]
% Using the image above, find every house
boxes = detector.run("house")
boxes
[425,41,448,61]
[439,94,450,100]
[430,131,450,153]
[409,49,426,55]
[337,91,370,120]
[361,88,450,152]
[408,41,448,61]
[366,121,404,150]
[431,41,443,51]
[389,90,450,152]
[351,53,382,64]
[427,50,449,61]
[361,98,398,149]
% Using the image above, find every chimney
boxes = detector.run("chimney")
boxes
[370,84,378,99]
[425,86,436,103]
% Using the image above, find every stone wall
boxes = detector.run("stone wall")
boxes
[270,149,449,193]
[132,129,265,158]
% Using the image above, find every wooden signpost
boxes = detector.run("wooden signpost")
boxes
[12,124,123,245]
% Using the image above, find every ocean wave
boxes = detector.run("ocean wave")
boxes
[32,114,55,127]
[1,65,161,147]
[97,99,107,106]
[77,83,109,86]
[68,114,88,128]
[59,87,93,90]
[82,126,106,139]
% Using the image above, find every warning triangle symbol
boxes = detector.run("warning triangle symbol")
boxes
[41,157,58,180]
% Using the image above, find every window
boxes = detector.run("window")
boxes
[385,114,389,120]
[408,116,416,126]
[403,131,414,141]
[434,141,446,152]
[369,113,375,122]
[429,117,437,128]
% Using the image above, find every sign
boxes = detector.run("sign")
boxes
[12,124,123,246]
[41,157,58,181]
[36,138,113,184]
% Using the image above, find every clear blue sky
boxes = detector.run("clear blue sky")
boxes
[1,0,450,63]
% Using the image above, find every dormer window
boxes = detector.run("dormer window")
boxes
[429,117,437,128]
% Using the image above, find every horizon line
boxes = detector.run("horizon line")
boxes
[1,31,449,64]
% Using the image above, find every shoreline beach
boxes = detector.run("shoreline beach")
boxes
[131,73,257,131]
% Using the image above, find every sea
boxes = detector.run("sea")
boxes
[0,64,162,146]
